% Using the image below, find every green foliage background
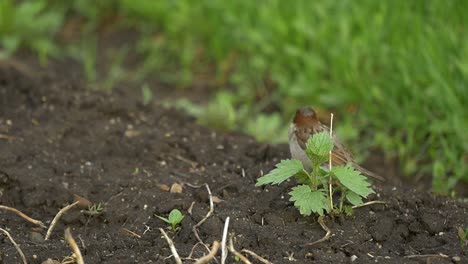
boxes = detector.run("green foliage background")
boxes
[1,0,467,193]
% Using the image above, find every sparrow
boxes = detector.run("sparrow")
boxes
[288,107,384,181]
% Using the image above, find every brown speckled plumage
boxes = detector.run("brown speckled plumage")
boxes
[289,107,384,181]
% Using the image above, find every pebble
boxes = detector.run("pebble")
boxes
[29,232,44,243]
[41,259,60,264]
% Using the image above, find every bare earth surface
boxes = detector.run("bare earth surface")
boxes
[0,61,467,263]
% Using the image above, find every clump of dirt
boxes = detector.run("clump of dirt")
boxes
[0,61,467,263]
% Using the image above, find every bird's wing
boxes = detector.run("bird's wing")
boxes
[295,127,312,150]
[331,135,353,166]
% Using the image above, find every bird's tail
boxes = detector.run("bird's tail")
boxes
[354,163,385,182]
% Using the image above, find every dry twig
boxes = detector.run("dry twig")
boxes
[172,154,198,167]
[159,228,182,264]
[221,217,230,264]
[194,241,220,264]
[404,253,449,259]
[64,228,84,264]
[228,236,251,264]
[61,255,77,264]
[307,216,332,246]
[0,205,46,228]
[241,249,272,264]
[0,228,27,264]
[0,133,16,140]
[45,201,79,240]
[328,113,334,211]
[120,228,141,239]
[352,200,387,209]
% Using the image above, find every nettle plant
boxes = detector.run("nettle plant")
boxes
[256,131,375,216]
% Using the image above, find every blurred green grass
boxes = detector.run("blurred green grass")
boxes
[1,0,467,193]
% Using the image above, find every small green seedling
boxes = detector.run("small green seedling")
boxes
[256,131,375,216]
[457,226,468,248]
[82,203,105,216]
[156,209,184,230]
[141,83,153,105]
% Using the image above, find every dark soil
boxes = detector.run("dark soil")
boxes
[0,60,467,264]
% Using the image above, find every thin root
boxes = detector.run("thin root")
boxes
[307,216,332,246]
[0,205,46,228]
[187,242,207,259]
[192,184,214,252]
[45,201,79,240]
[0,228,27,264]
[64,228,84,264]
[159,228,182,264]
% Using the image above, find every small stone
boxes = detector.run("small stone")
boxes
[41,258,60,264]
[124,129,140,138]
[30,232,44,243]
[158,184,170,192]
[350,255,358,262]
[212,196,224,203]
[73,194,92,209]
[420,211,445,234]
[452,256,461,262]
[170,183,183,193]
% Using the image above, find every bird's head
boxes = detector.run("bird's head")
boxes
[293,107,319,127]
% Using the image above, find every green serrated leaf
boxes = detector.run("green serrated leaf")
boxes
[289,185,328,216]
[256,159,304,186]
[305,131,333,165]
[306,131,334,157]
[295,169,311,184]
[343,205,354,216]
[332,165,375,198]
[346,190,363,206]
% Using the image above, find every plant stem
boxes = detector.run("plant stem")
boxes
[310,164,322,190]
[339,191,345,212]
[302,169,316,190]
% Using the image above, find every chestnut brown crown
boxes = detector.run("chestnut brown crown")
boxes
[293,107,319,126]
